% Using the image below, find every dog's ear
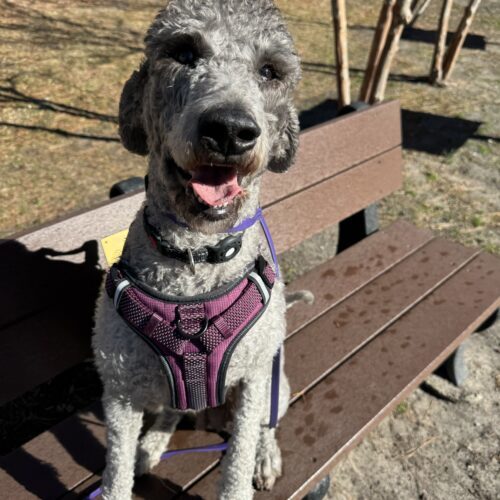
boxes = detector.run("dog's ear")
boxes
[267,103,300,173]
[118,60,149,156]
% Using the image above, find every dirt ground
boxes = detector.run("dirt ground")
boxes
[1,0,499,498]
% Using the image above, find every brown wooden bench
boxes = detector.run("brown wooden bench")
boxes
[1,101,498,499]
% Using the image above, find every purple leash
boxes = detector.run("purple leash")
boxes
[85,209,281,499]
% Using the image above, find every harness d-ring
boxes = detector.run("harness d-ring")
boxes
[176,317,209,339]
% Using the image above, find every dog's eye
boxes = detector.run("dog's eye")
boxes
[259,64,279,82]
[173,46,197,66]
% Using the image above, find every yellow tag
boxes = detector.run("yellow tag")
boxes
[101,229,129,267]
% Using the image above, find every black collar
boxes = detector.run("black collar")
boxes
[143,211,243,266]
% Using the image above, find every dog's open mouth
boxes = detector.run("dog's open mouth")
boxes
[175,163,244,219]
[189,166,243,208]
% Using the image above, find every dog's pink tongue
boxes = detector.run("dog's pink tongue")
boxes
[190,167,242,207]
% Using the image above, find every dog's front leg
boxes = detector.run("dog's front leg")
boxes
[219,377,267,500]
[101,396,143,500]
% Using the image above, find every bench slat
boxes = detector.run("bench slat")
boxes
[285,219,434,337]
[181,252,500,499]
[266,146,403,253]
[260,100,401,207]
[286,237,478,400]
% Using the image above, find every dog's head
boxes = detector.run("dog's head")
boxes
[119,0,301,231]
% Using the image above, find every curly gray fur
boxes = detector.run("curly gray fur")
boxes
[93,1,300,498]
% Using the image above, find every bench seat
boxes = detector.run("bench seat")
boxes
[2,220,498,499]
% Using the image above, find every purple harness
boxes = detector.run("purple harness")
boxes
[106,257,275,411]
[86,209,280,499]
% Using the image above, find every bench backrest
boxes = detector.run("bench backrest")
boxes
[0,101,402,406]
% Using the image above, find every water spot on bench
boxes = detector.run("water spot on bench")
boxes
[477,290,484,295]
[401,342,410,349]
[295,426,304,435]
[486,270,494,276]
[331,336,338,342]
[344,266,358,277]
[339,311,350,319]
[420,257,430,263]
[325,377,334,385]
[371,394,377,402]
[324,292,334,300]
[376,260,383,267]
[303,434,316,446]
[396,374,402,380]
[330,406,343,414]
[405,335,411,340]
[434,299,446,305]
[465,281,473,286]
[458,301,465,306]
[322,269,336,279]
[305,413,315,425]
[359,310,367,317]
[381,286,390,292]
[368,300,376,306]
[411,274,419,280]
[376,254,383,259]
[381,346,388,353]
[474,298,482,303]
[395,278,404,285]
[440,251,449,257]
[363,319,372,325]
[334,320,348,328]
[420,342,426,348]
[388,245,397,253]
[388,360,394,366]
[317,423,328,436]
[365,289,373,295]
[325,388,338,400]
[350,358,358,366]
[381,308,390,314]
[300,354,306,360]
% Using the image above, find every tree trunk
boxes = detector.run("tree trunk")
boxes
[409,0,434,26]
[441,0,482,82]
[359,0,397,102]
[430,0,454,85]
[370,0,413,103]
[331,0,351,109]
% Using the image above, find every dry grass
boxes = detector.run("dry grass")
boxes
[1,0,499,253]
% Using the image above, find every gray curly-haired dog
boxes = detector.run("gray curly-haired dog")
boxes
[92,1,301,498]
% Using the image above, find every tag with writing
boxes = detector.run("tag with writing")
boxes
[101,229,129,267]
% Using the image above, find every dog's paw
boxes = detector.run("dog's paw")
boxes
[253,435,282,491]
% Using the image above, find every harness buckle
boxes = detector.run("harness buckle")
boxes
[248,272,271,305]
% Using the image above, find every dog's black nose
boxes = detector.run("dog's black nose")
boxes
[199,108,261,156]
